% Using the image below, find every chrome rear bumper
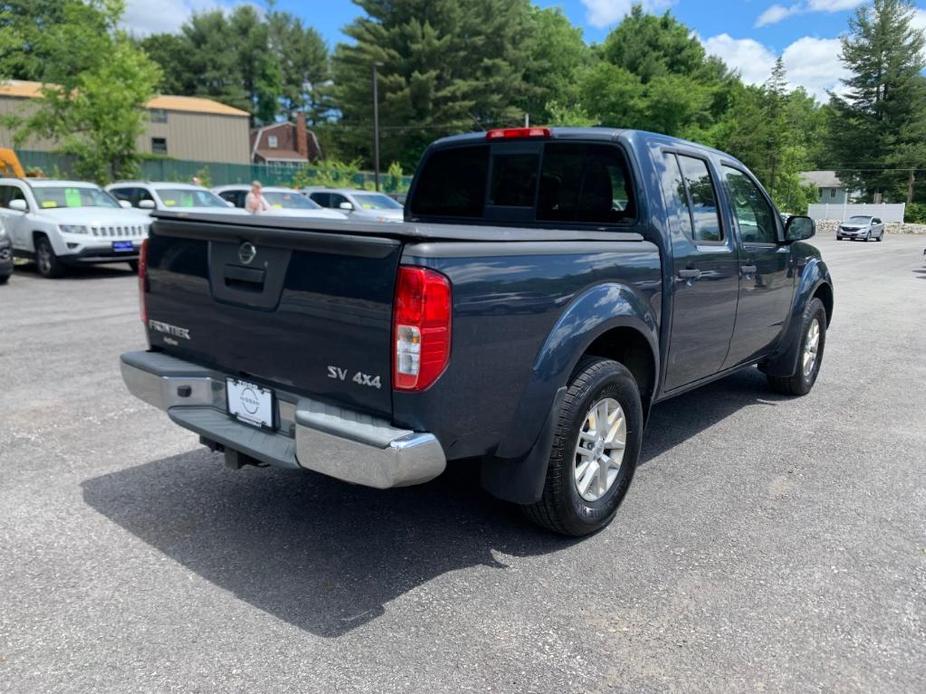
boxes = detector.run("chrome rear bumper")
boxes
[120,351,446,488]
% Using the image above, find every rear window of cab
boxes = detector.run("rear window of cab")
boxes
[410,141,636,225]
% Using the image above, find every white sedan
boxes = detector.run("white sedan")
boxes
[213,185,347,220]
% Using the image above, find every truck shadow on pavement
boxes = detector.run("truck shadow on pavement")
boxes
[81,367,782,638]
[15,262,135,280]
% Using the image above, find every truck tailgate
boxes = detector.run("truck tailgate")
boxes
[144,216,401,418]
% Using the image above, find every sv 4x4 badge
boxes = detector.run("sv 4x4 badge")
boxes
[327,366,382,389]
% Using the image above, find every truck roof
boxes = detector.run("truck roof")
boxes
[431,127,739,164]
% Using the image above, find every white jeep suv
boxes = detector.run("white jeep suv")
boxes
[0,178,151,278]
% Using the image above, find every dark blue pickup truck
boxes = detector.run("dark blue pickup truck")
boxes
[121,127,833,536]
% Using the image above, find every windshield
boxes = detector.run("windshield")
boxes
[847,216,872,223]
[33,186,120,209]
[353,193,403,210]
[264,191,320,209]
[155,188,228,208]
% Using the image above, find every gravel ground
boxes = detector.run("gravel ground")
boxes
[1,234,924,692]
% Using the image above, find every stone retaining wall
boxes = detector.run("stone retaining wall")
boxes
[815,219,926,235]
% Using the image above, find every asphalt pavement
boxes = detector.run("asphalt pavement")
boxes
[1,234,924,692]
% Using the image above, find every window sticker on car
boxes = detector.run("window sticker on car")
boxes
[181,193,194,207]
[163,199,176,206]
[41,200,57,208]
[65,188,82,207]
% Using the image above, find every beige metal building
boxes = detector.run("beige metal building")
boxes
[0,80,251,164]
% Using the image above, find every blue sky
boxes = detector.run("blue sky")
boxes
[123,1,926,100]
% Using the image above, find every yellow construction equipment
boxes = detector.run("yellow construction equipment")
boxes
[0,148,26,178]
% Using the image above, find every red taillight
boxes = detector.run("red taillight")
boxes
[393,266,451,391]
[138,238,148,324]
[486,127,551,140]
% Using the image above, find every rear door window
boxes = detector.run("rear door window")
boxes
[660,153,694,239]
[677,155,722,242]
[410,145,489,218]
[537,143,635,223]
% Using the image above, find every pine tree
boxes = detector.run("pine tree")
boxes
[763,57,788,197]
[331,0,536,169]
[829,0,926,202]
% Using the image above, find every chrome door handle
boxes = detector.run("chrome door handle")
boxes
[740,264,757,275]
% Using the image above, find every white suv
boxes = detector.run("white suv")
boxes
[106,181,247,216]
[0,178,151,278]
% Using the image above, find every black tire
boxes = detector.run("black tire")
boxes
[877,233,883,242]
[34,235,65,278]
[836,236,842,240]
[767,297,827,396]
[522,357,643,536]
[0,273,10,285]
[128,259,139,273]
[865,231,871,242]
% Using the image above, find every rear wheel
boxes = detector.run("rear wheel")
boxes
[767,298,827,396]
[0,273,10,285]
[35,235,65,278]
[865,231,871,242]
[522,357,643,536]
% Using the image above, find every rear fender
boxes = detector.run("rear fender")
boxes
[482,282,659,504]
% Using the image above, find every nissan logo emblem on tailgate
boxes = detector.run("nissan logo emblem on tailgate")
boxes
[238,242,257,264]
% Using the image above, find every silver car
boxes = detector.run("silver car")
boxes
[302,188,404,223]
[836,215,884,242]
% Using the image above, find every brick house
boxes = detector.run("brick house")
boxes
[250,112,321,166]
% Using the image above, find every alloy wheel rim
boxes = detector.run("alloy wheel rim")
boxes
[574,397,626,502]
[802,318,820,378]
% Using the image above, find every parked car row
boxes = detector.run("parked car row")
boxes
[0,177,408,280]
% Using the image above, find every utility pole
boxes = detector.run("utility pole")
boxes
[372,62,383,191]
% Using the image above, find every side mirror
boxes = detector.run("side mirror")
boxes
[785,215,815,242]
[118,199,132,209]
[338,201,354,211]
[138,199,156,210]
[8,199,27,212]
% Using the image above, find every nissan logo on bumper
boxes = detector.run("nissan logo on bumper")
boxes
[238,242,257,264]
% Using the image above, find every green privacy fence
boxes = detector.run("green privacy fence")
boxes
[16,150,413,191]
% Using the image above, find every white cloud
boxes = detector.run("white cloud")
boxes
[754,0,865,27]
[911,8,926,32]
[702,34,777,84]
[702,33,848,101]
[806,0,864,10]
[119,0,242,36]
[781,36,849,99]
[756,4,800,27]
[580,0,675,29]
